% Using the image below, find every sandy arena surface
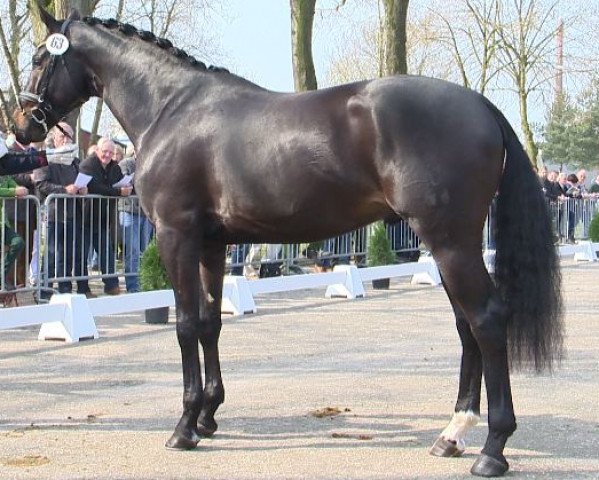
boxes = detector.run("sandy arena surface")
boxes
[0,260,597,479]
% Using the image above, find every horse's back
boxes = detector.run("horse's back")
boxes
[141,75,505,244]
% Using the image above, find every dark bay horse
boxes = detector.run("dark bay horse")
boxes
[13,8,563,477]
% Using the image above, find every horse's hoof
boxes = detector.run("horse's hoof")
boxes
[197,420,218,437]
[165,431,200,450]
[470,454,509,477]
[429,436,464,457]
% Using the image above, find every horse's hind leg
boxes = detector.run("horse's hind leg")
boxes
[196,240,226,436]
[157,225,203,450]
[430,288,482,457]
[433,246,515,477]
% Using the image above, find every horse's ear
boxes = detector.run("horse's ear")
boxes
[35,1,60,33]
[67,9,81,22]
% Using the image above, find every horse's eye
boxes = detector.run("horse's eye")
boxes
[32,57,42,67]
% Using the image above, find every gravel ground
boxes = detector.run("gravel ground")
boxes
[0,260,597,479]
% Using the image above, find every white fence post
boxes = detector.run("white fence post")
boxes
[325,265,366,299]
[410,255,442,286]
[222,276,257,315]
[38,293,98,343]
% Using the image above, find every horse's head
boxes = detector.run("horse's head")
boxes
[13,7,97,144]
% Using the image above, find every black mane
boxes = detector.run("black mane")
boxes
[81,16,228,73]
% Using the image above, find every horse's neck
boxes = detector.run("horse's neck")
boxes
[73,23,212,144]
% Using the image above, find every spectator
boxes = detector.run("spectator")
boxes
[80,137,132,295]
[228,244,250,275]
[556,172,569,196]
[566,173,583,199]
[4,171,36,290]
[0,132,48,175]
[118,147,154,293]
[114,145,125,163]
[543,170,562,201]
[564,173,582,243]
[34,122,95,299]
[589,174,599,194]
[0,174,26,291]
[576,169,589,196]
[538,165,548,183]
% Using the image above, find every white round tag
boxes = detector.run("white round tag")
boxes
[46,34,70,55]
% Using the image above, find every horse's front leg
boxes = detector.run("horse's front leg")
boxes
[196,240,226,436]
[157,226,203,450]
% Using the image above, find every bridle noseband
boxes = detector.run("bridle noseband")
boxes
[19,18,77,138]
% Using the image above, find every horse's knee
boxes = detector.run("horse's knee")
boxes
[198,319,222,347]
[176,321,199,346]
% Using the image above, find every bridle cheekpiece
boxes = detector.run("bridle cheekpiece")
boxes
[19,18,75,138]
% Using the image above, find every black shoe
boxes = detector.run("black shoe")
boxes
[104,287,120,296]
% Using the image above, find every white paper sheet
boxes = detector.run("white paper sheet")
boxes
[74,173,92,189]
[112,174,133,188]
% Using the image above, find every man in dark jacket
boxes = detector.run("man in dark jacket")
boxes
[34,122,94,299]
[79,137,132,295]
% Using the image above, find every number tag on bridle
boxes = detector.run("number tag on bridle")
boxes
[46,34,70,55]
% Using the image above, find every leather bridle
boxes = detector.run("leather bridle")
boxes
[19,18,78,139]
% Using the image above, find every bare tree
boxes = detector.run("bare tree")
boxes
[326,1,445,86]
[0,0,30,128]
[85,0,222,138]
[495,0,561,164]
[381,0,410,75]
[434,0,502,95]
[290,0,317,92]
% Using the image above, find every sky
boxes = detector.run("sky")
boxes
[85,0,596,144]
[212,0,296,93]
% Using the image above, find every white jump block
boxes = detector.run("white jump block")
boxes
[325,265,365,299]
[572,241,597,262]
[410,256,442,286]
[38,294,98,343]
[222,276,257,315]
[557,241,597,261]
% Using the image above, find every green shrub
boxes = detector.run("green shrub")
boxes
[589,214,599,242]
[139,239,172,291]
[367,221,395,266]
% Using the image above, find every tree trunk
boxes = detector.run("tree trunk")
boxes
[519,88,538,167]
[382,0,410,76]
[290,0,317,92]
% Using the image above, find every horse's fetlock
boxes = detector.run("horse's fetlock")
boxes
[205,382,225,406]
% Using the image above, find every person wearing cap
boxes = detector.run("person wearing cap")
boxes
[34,122,95,300]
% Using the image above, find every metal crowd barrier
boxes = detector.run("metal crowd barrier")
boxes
[226,219,421,277]
[1,195,40,304]
[3,194,599,306]
[39,194,152,299]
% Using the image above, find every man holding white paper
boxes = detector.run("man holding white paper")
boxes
[34,122,95,299]
[79,137,132,295]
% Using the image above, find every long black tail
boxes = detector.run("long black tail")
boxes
[485,98,564,372]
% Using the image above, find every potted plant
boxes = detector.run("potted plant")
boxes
[367,221,396,289]
[139,238,171,324]
[589,214,599,242]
